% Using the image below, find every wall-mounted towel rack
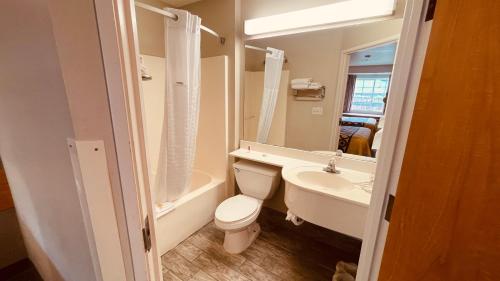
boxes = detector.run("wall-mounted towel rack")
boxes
[293,86,326,101]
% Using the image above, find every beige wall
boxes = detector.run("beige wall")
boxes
[244,19,402,151]
[136,0,168,57]
[0,1,95,280]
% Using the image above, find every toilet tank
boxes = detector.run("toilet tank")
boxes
[233,160,281,200]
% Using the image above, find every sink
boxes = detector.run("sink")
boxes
[282,165,373,239]
[286,166,357,193]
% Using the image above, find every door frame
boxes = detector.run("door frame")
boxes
[328,35,400,151]
[94,0,162,280]
[355,0,430,280]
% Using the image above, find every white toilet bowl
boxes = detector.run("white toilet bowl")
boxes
[215,194,262,254]
[214,160,281,254]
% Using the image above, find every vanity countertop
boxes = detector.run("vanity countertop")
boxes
[230,148,318,167]
[230,148,372,207]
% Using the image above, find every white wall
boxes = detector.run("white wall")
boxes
[0,1,95,280]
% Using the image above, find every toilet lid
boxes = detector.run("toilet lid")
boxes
[215,195,260,223]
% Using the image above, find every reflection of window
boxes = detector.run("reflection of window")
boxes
[349,75,390,115]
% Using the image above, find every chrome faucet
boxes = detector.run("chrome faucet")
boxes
[323,150,342,174]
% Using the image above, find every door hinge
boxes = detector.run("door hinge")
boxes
[142,216,152,252]
[425,0,437,21]
[384,194,396,222]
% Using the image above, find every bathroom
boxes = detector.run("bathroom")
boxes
[2,0,498,280]
[131,0,416,280]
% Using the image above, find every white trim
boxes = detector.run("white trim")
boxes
[329,35,399,151]
[356,0,427,280]
[93,0,162,280]
[67,140,127,281]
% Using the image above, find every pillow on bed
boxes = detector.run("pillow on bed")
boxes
[372,128,383,151]
[377,116,385,129]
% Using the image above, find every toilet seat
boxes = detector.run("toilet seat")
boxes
[215,195,262,230]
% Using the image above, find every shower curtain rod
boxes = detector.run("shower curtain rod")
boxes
[245,44,272,54]
[135,2,226,44]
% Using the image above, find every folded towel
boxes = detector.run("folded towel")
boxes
[308,82,322,90]
[291,82,322,90]
[291,78,313,84]
[291,82,311,89]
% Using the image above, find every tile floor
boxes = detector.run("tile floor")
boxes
[162,208,361,281]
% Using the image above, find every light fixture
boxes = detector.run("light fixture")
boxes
[244,0,396,36]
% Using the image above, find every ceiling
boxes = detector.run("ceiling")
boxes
[349,42,397,66]
[160,0,201,7]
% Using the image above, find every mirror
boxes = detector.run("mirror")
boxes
[243,18,403,160]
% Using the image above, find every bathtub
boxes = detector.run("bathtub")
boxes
[155,169,226,255]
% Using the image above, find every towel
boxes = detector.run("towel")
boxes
[291,82,322,90]
[291,82,311,89]
[291,78,312,84]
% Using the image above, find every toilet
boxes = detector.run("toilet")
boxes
[214,160,281,254]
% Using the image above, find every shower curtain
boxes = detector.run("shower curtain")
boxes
[256,48,285,143]
[155,8,201,204]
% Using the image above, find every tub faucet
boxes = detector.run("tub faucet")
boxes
[324,150,342,174]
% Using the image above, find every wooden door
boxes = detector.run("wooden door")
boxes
[378,0,500,280]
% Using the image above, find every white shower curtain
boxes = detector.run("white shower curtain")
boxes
[256,48,285,143]
[155,8,201,204]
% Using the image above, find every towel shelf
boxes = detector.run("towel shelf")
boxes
[293,86,325,101]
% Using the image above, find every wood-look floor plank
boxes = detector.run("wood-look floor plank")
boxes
[192,253,251,281]
[187,270,217,281]
[176,240,204,262]
[245,237,333,281]
[187,231,246,268]
[238,260,283,281]
[198,222,225,242]
[162,250,200,281]
[162,269,183,281]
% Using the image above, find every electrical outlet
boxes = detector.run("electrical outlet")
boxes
[312,106,323,115]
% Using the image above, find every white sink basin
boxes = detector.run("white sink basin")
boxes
[282,165,373,239]
[286,167,357,193]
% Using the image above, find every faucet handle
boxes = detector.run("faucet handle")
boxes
[328,157,336,166]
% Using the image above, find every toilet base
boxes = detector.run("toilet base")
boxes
[223,222,260,254]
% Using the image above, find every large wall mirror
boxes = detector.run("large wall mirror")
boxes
[242,18,403,161]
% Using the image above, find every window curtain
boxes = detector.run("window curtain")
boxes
[256,47,285,143]
[343,74,356,112]
[155,8,201,204]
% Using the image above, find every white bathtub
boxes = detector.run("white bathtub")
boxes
[155,169,226,254]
